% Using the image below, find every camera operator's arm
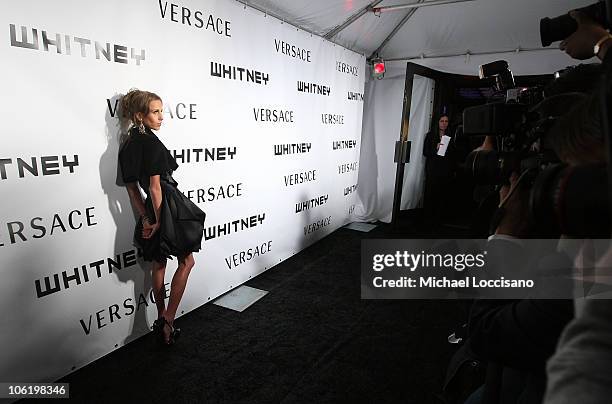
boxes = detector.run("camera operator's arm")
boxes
[474,135,495,152]
[493,171,530,238]
[468,235,574,369]
[469,298,574,370]
[560,11,612,61]
[481,135,495,151]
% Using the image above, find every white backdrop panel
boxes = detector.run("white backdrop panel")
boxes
[0,0,365,382]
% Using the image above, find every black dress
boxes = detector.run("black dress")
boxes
[118,127,206,262]
[422,130,456,222]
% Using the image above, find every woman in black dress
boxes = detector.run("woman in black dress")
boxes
[118,89,205,345]
[422,114,455,225]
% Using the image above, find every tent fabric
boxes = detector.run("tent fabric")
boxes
[353,62,407,222]
[380,0,593,62]
[400,74,434,211]
[333,7,412,56]
[242,0,375,36]
[245,0,596,74]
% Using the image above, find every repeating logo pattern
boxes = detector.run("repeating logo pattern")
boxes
[2,0,365,384]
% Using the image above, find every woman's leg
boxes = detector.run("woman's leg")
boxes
[164,253,195,324]
[151,258,168,319]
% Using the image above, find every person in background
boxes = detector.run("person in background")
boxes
[422,114,455,227]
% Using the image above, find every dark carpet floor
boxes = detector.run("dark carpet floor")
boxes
[22,219,469,404]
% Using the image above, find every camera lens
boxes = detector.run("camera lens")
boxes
[540,2,606,47]
[540,14,577,47]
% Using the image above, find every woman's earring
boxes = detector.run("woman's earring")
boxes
[138,120,146,134]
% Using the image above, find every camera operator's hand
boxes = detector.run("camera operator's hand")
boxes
[560,10,611,60]
[474,135,495,152]
[495,172,530,238]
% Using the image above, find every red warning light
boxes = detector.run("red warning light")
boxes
[371,58,385,79]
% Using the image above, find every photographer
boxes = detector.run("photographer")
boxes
[461,10,612,399]
[464,184,574,404]
[542,96,610,404]
[464,48,611,404]
[543,9,612,404]
[559,10,612,62]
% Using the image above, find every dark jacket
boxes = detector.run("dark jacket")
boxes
[467,239,574,404]
[423,130,455,179]
[119,128,205,261]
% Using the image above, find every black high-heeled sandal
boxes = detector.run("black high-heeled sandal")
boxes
[154,317,181,345]
[152,317,166,343]
[166,319,181,345]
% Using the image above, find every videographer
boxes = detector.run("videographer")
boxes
[464,180,574,404]
[559,10,612,62]
[542,7,612,404]
[461,8,612,399]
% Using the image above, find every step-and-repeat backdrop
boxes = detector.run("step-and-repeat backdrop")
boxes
[0,0,364,382]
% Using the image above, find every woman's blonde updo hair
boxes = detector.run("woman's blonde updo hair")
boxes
[121,89,162,125]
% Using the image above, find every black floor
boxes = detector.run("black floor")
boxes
[23,219,469,404]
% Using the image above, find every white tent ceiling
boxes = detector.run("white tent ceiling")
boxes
[244,0,597,74]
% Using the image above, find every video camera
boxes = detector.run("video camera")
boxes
[462,60,551,186]
[540,1,609,47]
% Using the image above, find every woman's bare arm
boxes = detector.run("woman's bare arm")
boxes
[149,175,162,224]
[125,182,147,217]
